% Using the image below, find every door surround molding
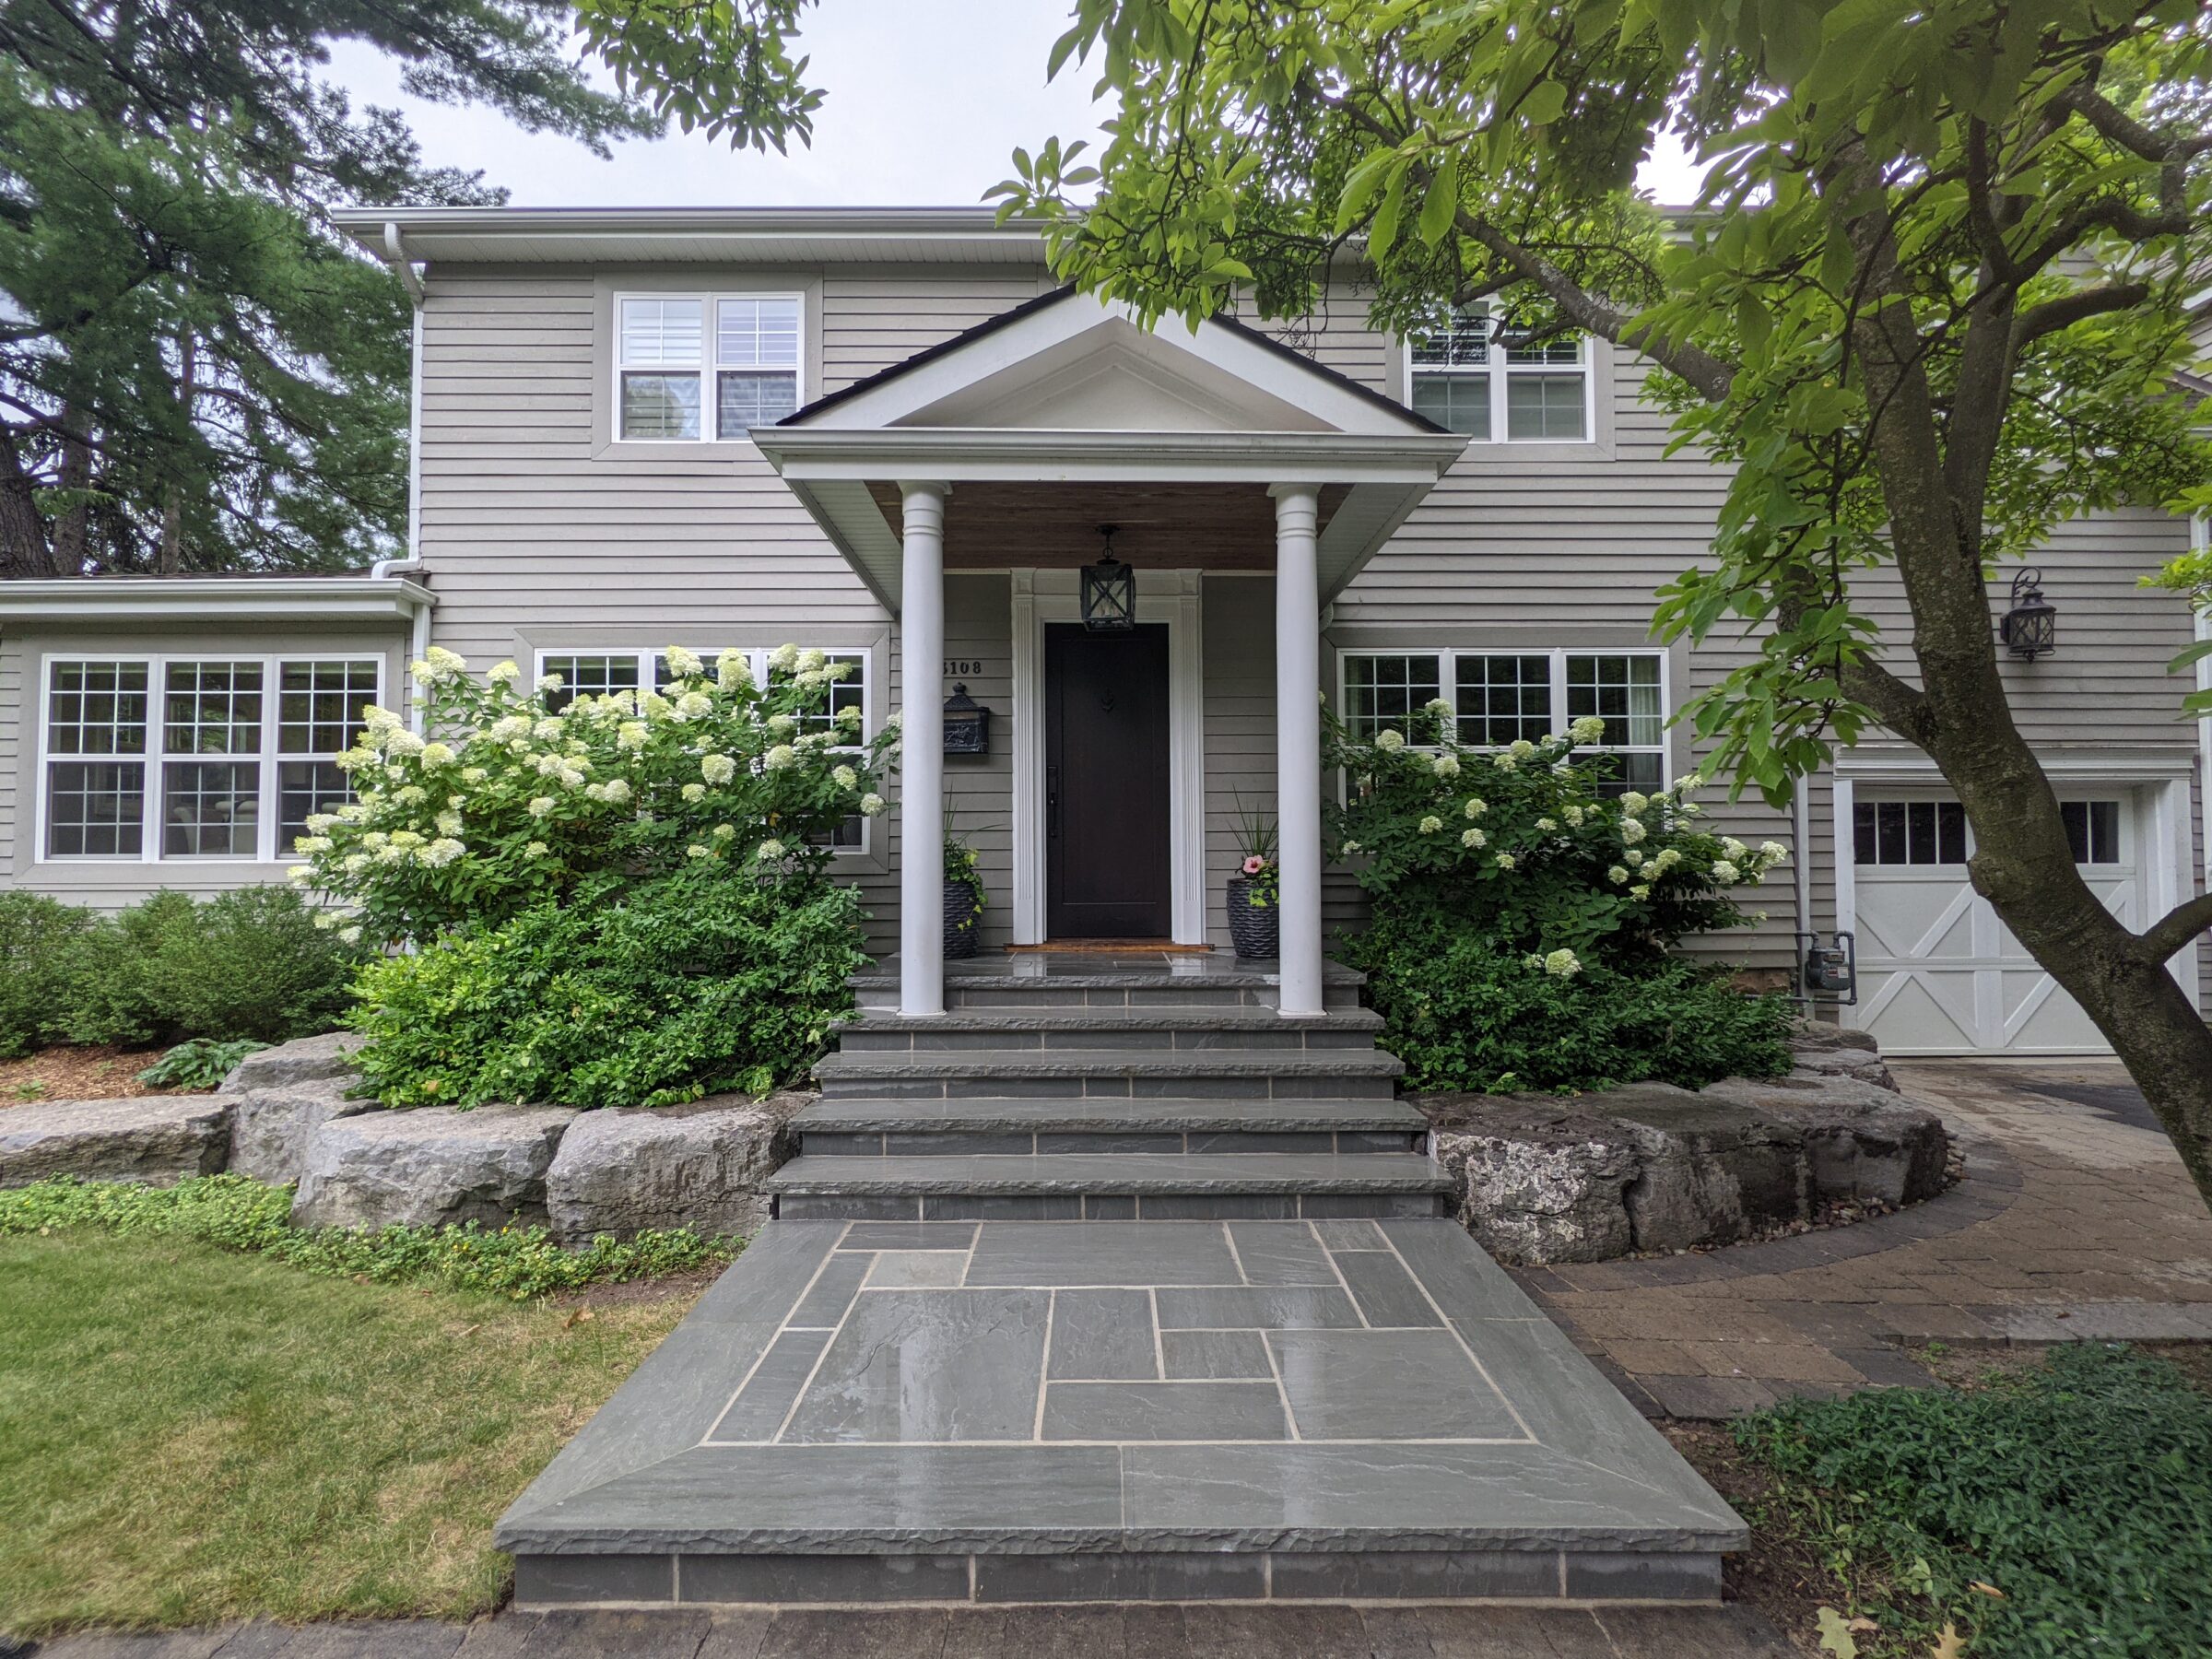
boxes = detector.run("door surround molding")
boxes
[1012,568,1206,945]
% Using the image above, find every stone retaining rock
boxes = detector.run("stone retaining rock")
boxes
[218,1031,361,1094]
[228,1080,377,1186]
[0,1096,232,1188]
[292,1103,578,1231]
[1419,1027,1950,1263]
[545,1091,806,1245]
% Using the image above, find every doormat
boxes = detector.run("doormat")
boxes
[1005,940,1214,954]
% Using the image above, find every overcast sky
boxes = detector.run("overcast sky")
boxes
[330,0,1704,210]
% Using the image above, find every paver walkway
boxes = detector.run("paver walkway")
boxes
[21,1603,1796,1658]
[1517,1060,2212,1418]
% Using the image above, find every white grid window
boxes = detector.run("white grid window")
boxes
[535,646,872,852]
[1407,304,1593,442]
[1338,649,1668,795]
[616,293,803,441]
[40,655,381,863]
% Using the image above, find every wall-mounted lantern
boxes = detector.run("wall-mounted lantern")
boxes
[2000,568,2057,660]
[1081,524,1136,632]
[942,682,992,754]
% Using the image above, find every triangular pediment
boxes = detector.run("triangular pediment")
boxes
[784,289,1441,439]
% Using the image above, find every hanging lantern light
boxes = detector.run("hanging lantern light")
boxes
[1080,524,1136,632]
[2000,568,2057,661]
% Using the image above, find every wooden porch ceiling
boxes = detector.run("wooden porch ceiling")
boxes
[864,480,1351,570]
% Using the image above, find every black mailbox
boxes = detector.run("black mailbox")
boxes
[943,683,992,755]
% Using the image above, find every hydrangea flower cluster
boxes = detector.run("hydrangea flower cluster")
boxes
[1323,704,1788,971]
[291,645,897,948]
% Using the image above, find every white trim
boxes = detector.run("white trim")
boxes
[757,426,1464,483]
[0,576,432,625]
[1402,304,1597,445]
[1835,750,2196,783]
[34,651,383,867]
[1010,570,1208,947]
[610,289,806,444]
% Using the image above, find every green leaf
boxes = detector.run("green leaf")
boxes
[1418,155,1461,245]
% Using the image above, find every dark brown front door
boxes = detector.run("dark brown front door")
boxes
[1045,623,1171,938]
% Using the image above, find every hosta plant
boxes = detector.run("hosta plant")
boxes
[290,645,896,948]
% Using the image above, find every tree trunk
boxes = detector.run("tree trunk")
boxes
[0,429,57,577]
[50,406,92,575]
[159,330,195,573]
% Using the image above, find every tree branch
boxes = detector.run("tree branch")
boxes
[2011,280,2154,348]
[2051,83,2212,166]
[2141,892,2212,964]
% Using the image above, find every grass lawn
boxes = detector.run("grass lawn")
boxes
[0,1227,694,1637]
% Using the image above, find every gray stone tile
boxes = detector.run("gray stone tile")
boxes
[1299,1194,1443,1218]
[920,1196,1084,1220]
[1562,1550,1723,1601]
[1121,1442,1746,1549]
[1353,1606,1441,1659]
[778,1195,920,1220]
[1179,1606,1372,1659]
[972,1551,1266,1603]
[1041,1381,1289,1441]
[1187,1131,1335,1155]
[1153,1286,1361,1329]
[709,1328,834,1443]
[1333,1252,1444,1328]
[935,1606,1147,1659]
[695,1611,773,1659]
[783,1289,1049,1443]
[1414,1606,1612,1657]
[1159,1329,1271,1380]
[1267,1548,1562,1600]
[515,1611,710,1658]
[886,1132,1036,1157]
[1048,1288,1159,1381]
[967,1223,1239,1287]
[836,1222,976,1250]
[864,1252,967,1288]
[1336,1132,1420,1154]
[1594,1606,1797,1657]
[1311,1219,1386,1250]
[755,1609,950,1659]
[1380,1219,1562,1324]
[1224,1223,1336,1286]
[801,1133,884,1157]
[1136,1195,1300,1220]
[1034,1133,1184,1155]
[678,1554,970,1604]
[1269,1330,1519,1441]
[451,1616,536,1658]
[1081,1195,1135,1220]
[685,1225,845,1324]
[512,1554,674,1606]
[787,1252,871,1328]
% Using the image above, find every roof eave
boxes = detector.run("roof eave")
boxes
[0,576,435,626]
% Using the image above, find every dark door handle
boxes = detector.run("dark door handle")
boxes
[1047,766,1061,841]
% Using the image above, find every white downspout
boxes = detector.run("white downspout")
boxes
[373,221,430,732]
[1794,774,1815,999]
[2194,512,2210,986]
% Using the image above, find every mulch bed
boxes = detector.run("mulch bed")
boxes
[1667,1422,1830,1654]
[0,1045,195,1106]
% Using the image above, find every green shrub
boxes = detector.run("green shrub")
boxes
[137,1038,270,1091]
[1346,913,1792,1092]
[347,865,867,1110]
[1735,1344,2212,1658]
[60,888,360,1050]
[0,893,90,1058]
[291,644,893,949]
[0,1174,735,1300]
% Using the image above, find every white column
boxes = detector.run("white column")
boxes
[899,480,948,1017]
[1270,483,1325,1018]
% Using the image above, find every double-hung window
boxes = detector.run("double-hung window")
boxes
[1338,648,1666,793]
[534,646,872,850]
[1407,305,1593,442]
[41,655,380,862]
[616,294,802,441]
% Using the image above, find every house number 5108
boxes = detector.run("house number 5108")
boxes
[945,659,985,677]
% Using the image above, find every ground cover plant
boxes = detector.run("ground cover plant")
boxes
[0,1227,689,1634]
[0,1176,735,1300]
[1734,1344,2212,1657]
[1326,708,1792,1091]
[0,888,359,1061]
[294,646,891,1109]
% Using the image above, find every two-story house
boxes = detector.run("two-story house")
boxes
[1,206,2204,1053]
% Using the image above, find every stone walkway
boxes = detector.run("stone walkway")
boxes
[22,1604,1795,1657]
[1516,1060,2212,1418]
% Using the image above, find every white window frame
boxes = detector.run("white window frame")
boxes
[531,645,874,854]
[34,653,382,865]
[1334,647,1669,789]
[1403,302,1595,443]
[611,291,806,443]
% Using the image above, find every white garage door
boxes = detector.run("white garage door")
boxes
[1850,790,2136,1055]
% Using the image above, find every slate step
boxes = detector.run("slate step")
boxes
[812,1048,1406,1101]
[834,1008,1385,1053]
[765,1152,1450,1219]
[794,1094,1430,1158]
[851,960,1366,1013]
[803,1127,1425,1156]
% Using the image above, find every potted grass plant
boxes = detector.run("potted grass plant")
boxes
[1226,794,1280,959]
[943,806,988,959]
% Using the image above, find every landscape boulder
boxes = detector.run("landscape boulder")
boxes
[0,1096,232,1189]
[545,1091,806,1244]
[227,1080,377,1186]
[1423,1100,1644,1263]
[291,1103,578,1230]
[218,1031,362,1094]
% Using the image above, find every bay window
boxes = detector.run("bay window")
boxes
[1338,648,1667,793]
[616,293,802,441]
[41,655,380,862]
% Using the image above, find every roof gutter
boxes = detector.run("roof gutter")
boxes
[381,220,424,305]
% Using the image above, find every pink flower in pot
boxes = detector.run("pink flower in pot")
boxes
[1241,855,1266,876]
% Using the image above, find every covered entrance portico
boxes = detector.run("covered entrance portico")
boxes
[755,290,1467,1018]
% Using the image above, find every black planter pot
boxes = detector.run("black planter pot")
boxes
[1226,877,1279,960]
[944,878,984,959]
